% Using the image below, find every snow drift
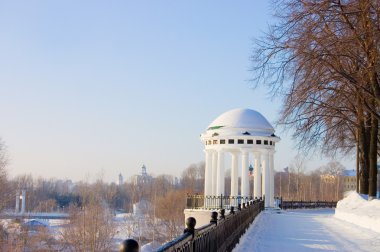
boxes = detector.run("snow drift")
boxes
[335,191,380,233]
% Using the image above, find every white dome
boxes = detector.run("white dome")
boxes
[207,108,274,133]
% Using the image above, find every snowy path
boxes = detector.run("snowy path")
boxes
[233,209,380,252]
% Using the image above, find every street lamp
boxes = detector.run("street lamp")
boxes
[249,164,254,176]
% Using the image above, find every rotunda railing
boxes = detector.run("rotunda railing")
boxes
[186,194,259,210]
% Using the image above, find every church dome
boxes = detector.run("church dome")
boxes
[207,108,274,134]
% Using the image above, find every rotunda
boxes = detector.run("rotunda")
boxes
[200,108,280,207]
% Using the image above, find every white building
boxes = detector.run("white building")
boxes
[133,199,152,216]
[201,108,280,207]
[185,108,280,226]
[342,169,356,192]
[133,165,152,185]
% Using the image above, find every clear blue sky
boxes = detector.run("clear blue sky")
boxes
[0,1,354,182]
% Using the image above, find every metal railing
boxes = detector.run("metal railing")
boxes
[279,199,337,210]
[186,194,257,210]
[157,199,264,252]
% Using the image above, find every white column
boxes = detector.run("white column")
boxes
[216,150,225,196]
[15,193,20,213]
[230,152,239,197]
[211,151,217,196]
[254,152,262,199]
[204,150,213,197]
[262,152,270,207]
[241,150,250,197]
[269,151,275,207]
[21,190,26,214]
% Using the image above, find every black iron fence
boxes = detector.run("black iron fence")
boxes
[279,199,337,210]
[119,197,338,251]
[186,194,258,210]
[156,199,264,252]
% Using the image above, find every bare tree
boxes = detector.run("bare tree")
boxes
[275,159,345,201]
[181,163,204,193]
[0,138,10,211]
[155,190,186,240]
[251,0,379,196]
[289,155,306,200]
[61,201,116,252]
[322,161,345,200]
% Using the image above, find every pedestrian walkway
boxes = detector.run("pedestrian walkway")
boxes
[233,209,380,252]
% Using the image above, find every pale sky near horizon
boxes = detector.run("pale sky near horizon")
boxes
[0,1,355,183]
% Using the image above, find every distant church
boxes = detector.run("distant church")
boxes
[133,164,152,185]
[118,173,124,186]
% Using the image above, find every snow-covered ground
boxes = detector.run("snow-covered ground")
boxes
[335,191,380,233]
[233,209,380,252]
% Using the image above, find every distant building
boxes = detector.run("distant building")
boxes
[343,169,356,192]
[132,199,152,216]
[118,173,124,186]
[133,165,152,185]
[320,174,336,184]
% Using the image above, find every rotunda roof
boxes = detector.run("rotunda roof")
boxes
[207,108,274,133]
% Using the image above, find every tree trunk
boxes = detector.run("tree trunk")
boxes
[369,112,378,198]
[356,141,360,193]
[358,99,370,195]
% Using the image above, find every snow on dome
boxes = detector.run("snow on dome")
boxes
[207,108,274,133]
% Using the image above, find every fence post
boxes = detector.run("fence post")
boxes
[184,217,196,237]
[119,239,139,252]
[230,206,235,215]
[219,209,225,220]
[210,211,218,225]
[220,194,223,209]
